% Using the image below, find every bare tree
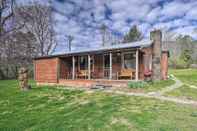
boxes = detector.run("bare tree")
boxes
[0,0,16,79]
[0,0,14,36]
[162,28,176,42]
[16,1,57,56]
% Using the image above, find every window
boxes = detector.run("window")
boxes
[123,53,136,69]
[79,56,88,70]
[104,54,110,69]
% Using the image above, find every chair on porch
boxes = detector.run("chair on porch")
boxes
[117,68,135,80]
[77,70,89,79]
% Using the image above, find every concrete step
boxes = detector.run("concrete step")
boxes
[91,84,112,90]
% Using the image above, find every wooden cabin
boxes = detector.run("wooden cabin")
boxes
[34,30,169,88]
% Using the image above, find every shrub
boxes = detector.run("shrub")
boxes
[169,57,189,69]
[128,81,148,88]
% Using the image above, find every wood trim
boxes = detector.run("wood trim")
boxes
[72,56,75,80]
[109,52,112,80]
[135,49,139,81]
[88,55,91,80]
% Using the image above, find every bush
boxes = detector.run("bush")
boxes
[128,81,148,88]
[169,57,190,69]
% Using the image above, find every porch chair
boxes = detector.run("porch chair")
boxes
[77,70,88,79]
[117,68,135,80]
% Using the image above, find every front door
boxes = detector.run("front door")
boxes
[103,54,110,78]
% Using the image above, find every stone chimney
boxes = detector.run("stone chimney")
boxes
[150,30,162,81]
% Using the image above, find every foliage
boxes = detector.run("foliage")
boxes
[169,57,188,69]
[176,35,193,65]
[128,81,148,88]
[0,80,197,130]
[123,25,142,43]
[169,35,194,69]
[180,49,193,68]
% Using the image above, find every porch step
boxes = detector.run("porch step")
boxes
[91,84,112,90]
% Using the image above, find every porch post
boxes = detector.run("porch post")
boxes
[109,52,112,80]
[72,56,75,80]
[88,54,91,80]
[135,49,139,81]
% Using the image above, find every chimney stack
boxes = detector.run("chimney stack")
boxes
[150,30,162,81]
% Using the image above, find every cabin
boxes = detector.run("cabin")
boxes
[34,30,169,88]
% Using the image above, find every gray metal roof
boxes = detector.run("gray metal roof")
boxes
[34,39,153,59]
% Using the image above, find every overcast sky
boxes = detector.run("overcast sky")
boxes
[27,0,197,53]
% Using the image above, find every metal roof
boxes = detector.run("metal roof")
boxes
[34,39,153,60]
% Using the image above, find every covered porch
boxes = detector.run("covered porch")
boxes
[58,48,149,82]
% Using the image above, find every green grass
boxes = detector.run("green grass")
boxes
[164,69,197,101]
[170,69,197,86]
[0,80,197,130]
[143,79,175,92]
[125,79,175,93]
[166,85,197,101]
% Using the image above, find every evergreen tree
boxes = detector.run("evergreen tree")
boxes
[123,25,142,43]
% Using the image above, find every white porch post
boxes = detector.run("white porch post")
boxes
[135,49,139,81]
[88,55,91,80]
[72,56,75,80]
[109,52,112,80]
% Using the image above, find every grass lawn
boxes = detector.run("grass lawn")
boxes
[0,80,197,131]
[164,69,197,101]
[170,69,197,86]
[116,79,175,93]
[143,79,175,93]
[165,85,197,101]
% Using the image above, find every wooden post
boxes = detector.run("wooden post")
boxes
[121,53,124,69]
[72,56,75,80]
[109,52,112,80]
[88,55,91,80]
[135,49,139,81]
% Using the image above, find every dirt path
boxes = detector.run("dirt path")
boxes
[58,76,197,106]
[95,90,197,106]
[186,84,197,89]
[86,76,197,106]
[147,75,183,96]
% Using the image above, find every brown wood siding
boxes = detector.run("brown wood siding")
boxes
[34,58,59,83]
[60,57,71,79]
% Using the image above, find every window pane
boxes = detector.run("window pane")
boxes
[80,56,88,70]
[124,53,136,69]
[104,55,110,68]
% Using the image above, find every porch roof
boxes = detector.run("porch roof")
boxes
[34,39,153,60]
